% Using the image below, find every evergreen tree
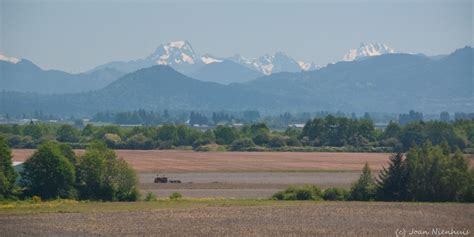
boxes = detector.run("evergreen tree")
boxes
[0,137,18,199]
[376,153,409,201]
[349,162,376,201]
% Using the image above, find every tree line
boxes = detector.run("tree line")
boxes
[0,116,473,152]
[273,142,473,202]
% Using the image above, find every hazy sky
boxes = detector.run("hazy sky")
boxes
[1,0,472,73]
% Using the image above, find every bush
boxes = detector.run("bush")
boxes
[169,192,182,200]
[272,185,322,200]
[323,188,349,201]
[31,195,42,203]
[158,140,174,150]
[229,138,256,151]
[144,192,157,201]
[269,136,287,148]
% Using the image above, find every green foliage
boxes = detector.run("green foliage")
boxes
[268,136,287,148]
[169,192,182,200]
[404,143,471,202]
[323,188,349,201]
[0,117,473,153]
[0,137,18,199]
[157,124,178,144]
[376,153,409,201]
[272,185,323,200]
[144,192,157,201]
[56,124,80,143]
[349,163,376,201]
[229,138,256,151]
[375,143,473,202]
[20,142,76,199]
[76,142,139,201]
[214,126,240,145]
[301,115,374,147]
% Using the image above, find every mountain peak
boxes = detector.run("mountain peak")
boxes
[147,40,198,66]
[0,53,21,64]
[343,43,395,61]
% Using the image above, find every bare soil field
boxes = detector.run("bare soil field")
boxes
[140,172,359,198]
[12,149,393,172]
[1,202,472,236]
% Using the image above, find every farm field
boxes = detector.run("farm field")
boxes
[12,149,393,172]
[13,149,390,198]
[140,172,360,198]
[0,201,472,236]
[12,149,474,198]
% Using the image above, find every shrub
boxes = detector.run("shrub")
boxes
[323,187,349,201]
[229,138,256,151]
[31,195,42,203]
[286,137,302,147]
[272,185,322,200]
[169,192,182,200]
[269,136,287,148]
[158,140,174,150]
[144,192,157,202]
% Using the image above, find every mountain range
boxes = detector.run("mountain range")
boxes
[0,58,124,94]
[90,40,322,84]
[1,46,472,115]
[0,41,397,91]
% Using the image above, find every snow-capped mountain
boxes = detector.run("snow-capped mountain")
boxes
[92,40,319,81]
[229,52,318,75]
[0,54,21,64]
[343,43,395,61]
[147,40,199,66]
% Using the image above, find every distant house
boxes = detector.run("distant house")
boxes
[288,124,305,128]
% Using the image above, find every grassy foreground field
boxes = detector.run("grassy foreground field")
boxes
[1,200,472,236]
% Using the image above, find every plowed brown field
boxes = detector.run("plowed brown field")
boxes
[12,149,392,172]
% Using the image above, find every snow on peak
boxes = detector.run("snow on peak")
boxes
[169,40,187,48]
[0,54,20,64]
[201,54,223,64]
[228,52,319,75]
[297,61,320,71]
[148,40,198,66]
[343,43,395,61]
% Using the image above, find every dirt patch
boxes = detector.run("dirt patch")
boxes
[1,202,472,236]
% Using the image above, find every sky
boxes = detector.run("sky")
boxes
[0,0,472,73]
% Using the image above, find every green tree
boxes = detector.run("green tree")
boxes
[56,124,80,142]
[157,124,178,144]
[214,126,240,145]
[76,142,139,201]
[376,153,409,201]
[349,162,375,201]
[0,137,18,199]
[20,142,76,199]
